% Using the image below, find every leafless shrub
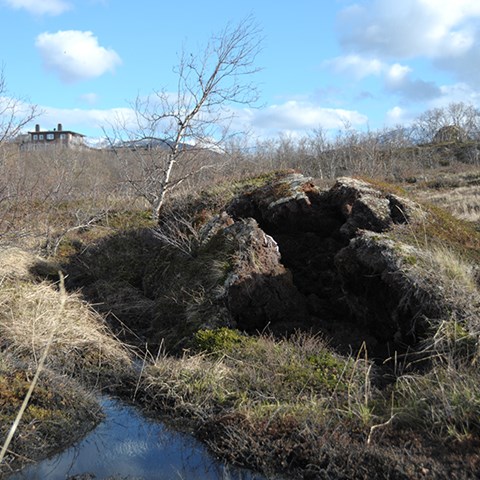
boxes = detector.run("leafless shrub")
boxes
[412,102,480,144]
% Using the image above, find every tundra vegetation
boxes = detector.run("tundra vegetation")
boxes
[1,102,480,479]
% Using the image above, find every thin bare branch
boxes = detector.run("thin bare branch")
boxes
[105,16,262,220]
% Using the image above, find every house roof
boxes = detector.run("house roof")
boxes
[28,129,85,137]
[28,124,85,137]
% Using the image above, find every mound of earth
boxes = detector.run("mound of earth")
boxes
[66,171,479,358]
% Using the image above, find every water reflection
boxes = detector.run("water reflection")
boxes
[10,398,266,480]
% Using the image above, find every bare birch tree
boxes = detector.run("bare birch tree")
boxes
[110,16,262,220]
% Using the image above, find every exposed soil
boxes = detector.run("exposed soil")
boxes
[226,176,420,359]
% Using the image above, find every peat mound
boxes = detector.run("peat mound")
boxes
[65,172,479,357]
[223,172,471,357]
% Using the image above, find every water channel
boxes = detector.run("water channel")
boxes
[9,398,268,480]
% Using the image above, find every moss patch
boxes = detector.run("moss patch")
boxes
[395,202,480,262]
[0,355,102,475]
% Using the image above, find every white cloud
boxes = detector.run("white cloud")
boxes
[385,106,412,126]
[383,81,480,128]
[2,0,71,15]
[435,82,480,107]
[338,0,480,59]
[385,64,411,85]
[244,100,368,135]
[326,55,384,79]
[337,0,480,88]
[25,100,370,143]
[31,105,136,137]
[35,30,122,83]
[384,63,441,100]
[326,54,442,102]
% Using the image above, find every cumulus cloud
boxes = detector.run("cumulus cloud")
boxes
[325,54,442,102]
[27,100,369,143]
[2,0,71,16]
[337,0,480,87]
[243,100,368,135]
[434,43,480,87]
[434,83,480,108]
[338,0,480,59]
[35,30,122,83]
[384,106,416,126]
[385,64,411,84]
[384,63,441,100]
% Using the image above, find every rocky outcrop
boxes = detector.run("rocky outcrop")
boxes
[227,172,343,234]
[220,218,308,331]
[139,171,477,354]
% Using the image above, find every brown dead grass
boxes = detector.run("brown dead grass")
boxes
[0,280,132,379]
[415,185,480,222]
[0,247,134,383]
[0,248,53,280]
[0,245,136,474]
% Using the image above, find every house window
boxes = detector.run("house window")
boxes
[46,133,54,140]
[33,134,38,140]
[60,133,66,140]
[39,134,44,140]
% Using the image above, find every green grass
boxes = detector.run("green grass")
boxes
[136,325,480,476]
[392,362,480,441]
[142,329,371,430]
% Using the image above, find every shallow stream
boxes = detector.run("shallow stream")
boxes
[9,398,266,480]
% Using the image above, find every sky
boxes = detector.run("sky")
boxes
[1,0,480,142]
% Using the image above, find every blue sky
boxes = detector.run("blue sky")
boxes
[1,0,480,141]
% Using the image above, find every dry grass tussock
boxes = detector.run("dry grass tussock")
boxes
[393,360,480,441]
[0,245,135,473]
[422,244,479,297]
[0,247,57,281]
[0,247,133,382]
[416,185,480,222]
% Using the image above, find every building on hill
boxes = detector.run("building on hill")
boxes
[22,123,86,150]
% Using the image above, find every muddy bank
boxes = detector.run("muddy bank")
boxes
[0,356,102,477]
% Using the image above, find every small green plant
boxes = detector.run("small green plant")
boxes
[432,319,479,363]
[393,363,480,441]
[194,328,248,354]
